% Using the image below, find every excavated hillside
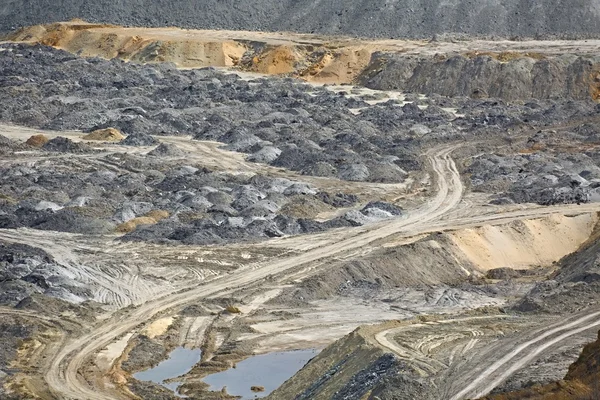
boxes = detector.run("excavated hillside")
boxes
[3,4,600,400]
[8,22,600,101]
[2,0,600,39]
[359,52,600,102]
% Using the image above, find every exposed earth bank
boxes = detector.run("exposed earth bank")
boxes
[359,52,600,102]
[8,22,600,101]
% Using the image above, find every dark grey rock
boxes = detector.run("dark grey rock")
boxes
[121,132,159,146]
[3,0,600,40]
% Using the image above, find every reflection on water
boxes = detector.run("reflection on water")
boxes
[203,349,319,399]
[133,347,201,396]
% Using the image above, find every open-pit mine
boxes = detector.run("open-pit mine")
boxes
[1,2,600,400]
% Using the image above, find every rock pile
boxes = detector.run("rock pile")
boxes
[0,241,92,305]
[0,144,401,245]
[467,145,599,206]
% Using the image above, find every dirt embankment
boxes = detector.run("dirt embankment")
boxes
[358,52,600,101]
[449,214,597,273]
[9,22,600,100]
[8,22,373,84]
[276,213,597,303]
[480,330,600,400]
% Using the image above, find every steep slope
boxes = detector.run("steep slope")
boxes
[275,213,597,303]
[266,324,409,400]
[2,0,600,39]
[553,213,600,283]
[512,213,600,314]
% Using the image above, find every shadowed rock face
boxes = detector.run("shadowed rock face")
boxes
[2,0,600,39]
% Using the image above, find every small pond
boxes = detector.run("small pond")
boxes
[133,347,202,395]
[202,348,319,399]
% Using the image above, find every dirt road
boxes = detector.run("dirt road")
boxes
[4,128,600,398]
[41,144,463,399]
[448,310,600,399]
[374,316,512,377]
[367,309,600,399]
[367,307,600,400]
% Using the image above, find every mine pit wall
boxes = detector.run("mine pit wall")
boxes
[9,23,600,102]
[7,23,371,82]
[8,24,248,68]
[358,52,600,102]
[9,23,600,101]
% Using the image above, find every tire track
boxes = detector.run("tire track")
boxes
[449,310,600,400]
[43,144,463,399]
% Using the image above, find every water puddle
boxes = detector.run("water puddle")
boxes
[133,347,201,395]
[202,349,319,399]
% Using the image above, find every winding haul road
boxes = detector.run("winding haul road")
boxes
[371,310,600,399]
[44,145,464,399]
[448,310,600,399]
[34,141,600,399]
